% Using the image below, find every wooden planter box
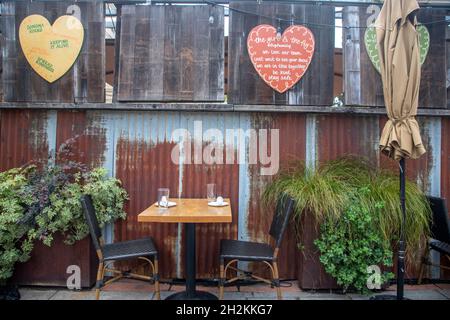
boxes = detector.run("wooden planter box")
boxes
[12,234,97,288]
[297,212,339,290]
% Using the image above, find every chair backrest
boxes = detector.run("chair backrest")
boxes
[427,196,450,244]
[80,194,103,251]
[269,195,295,249]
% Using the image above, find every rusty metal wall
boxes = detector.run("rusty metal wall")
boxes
[244,113,306,279]
[440,117,450,279]
[0,109,448,281]
[0,109,54,171]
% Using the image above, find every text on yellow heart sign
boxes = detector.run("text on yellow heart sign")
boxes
[19,14,84,83]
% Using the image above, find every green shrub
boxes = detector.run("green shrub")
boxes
[263,156,431,293]
[315,190,394,293]
[0,168,35,281]
[0,162,128,283]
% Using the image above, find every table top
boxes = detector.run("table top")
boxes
[137,198,232,223]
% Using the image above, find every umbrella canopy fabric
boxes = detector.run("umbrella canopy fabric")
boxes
[375,0,426,161]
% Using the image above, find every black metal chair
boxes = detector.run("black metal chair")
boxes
[218,196,295,300]
[418,196,450,284]
[80,195,160,300]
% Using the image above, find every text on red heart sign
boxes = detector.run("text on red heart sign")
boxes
[247,24,315,93]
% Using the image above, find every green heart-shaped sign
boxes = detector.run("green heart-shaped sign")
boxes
[364,25,430,73]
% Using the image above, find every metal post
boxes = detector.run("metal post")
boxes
[185,223,196,298]
[397,158,406,300]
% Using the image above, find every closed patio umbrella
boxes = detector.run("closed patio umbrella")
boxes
[375,0,426,300]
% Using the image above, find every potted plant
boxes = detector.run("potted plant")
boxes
[0,168,31,299]
[0,147,128,289]
[263,156,431,293]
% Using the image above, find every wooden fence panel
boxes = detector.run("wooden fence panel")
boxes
[343,6,447,109]
[418,9,447,109]
[447,22,450,109]
[0,13,3,102]
[228,2,335,106]
[0,0,104,103]
[115,4,224,102]
[343,6,384,107]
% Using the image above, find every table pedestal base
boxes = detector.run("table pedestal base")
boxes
[166,290,218,300]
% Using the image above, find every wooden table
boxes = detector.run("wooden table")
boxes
[138,198,232,300]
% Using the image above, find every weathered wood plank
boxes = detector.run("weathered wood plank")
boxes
[1,2,17,102]
[2,102,450,117]
[343,5,447,109]
[208,5,225,101]
[418,9,447,109]
[343,6,362,105]
[1,0,104,103]
[147,6,164,100]
[447,19,450,109]
[85,2,105,102]
[112,5,122,103]
[132,6,151,100]
[0,12,2,102]
[228,2,335,106]
[163,6,182,100]
[343,5,384,107]
[116,4,224,102]
[116,5,135,101]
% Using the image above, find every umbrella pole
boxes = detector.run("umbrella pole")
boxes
[397,157,406,300]
[370,158,409,300]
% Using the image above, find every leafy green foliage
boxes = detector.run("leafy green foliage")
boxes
[315,191,394,293]
[263,156,431,293]
[0,168,35,282]
[0,159,128,282]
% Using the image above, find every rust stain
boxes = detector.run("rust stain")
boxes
[0,109,49,171]
[114,138,179,279]
[180,141,240,278]
[440,118,450,279]
[317,114,380,164]
[246,113,307,279]
[55,110,107,168]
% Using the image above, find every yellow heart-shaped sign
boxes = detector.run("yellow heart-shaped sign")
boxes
[19,15,84,83]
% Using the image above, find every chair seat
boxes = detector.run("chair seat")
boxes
[220,239,274,261]
[430,239,450,255]
[102,238,157,261]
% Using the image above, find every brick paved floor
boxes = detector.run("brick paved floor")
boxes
[18,279,450,300]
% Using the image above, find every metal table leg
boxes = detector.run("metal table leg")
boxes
[166,223,218,300]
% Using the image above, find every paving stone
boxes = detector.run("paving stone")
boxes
[437,289,450,299]
[298,293,350,300]
[251,292,299,300]
[102,279,155,293]
[403,290,448,300]
[347,293,372,300]
[246,296,299,300]
[158,290,193,300]
[17,285,449,300]
[99,291,153,300]
[370,290,447,300]
[50,290,154,300]
[223,292,254,300]
[19,288,57,300]
[436,283,450,290]
[49,290,96,300]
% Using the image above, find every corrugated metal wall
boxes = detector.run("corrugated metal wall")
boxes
[0,109,448,280]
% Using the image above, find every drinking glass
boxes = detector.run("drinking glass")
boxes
[207,183,216,202]
[157,188,170,208]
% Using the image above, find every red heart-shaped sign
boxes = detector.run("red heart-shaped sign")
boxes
[247,24,315,93]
